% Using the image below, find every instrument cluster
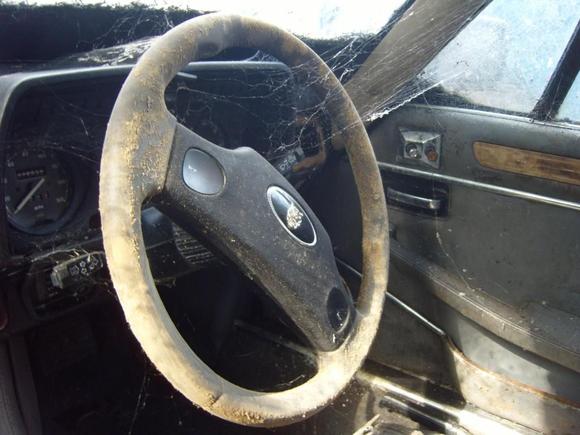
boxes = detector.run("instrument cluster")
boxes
[2,62,326,255]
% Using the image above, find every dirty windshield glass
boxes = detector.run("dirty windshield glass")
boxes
[2,0,406,39]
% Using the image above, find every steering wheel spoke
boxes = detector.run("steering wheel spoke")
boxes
[156,123,355,351]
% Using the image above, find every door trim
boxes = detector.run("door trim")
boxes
[473,141,580,186]
[379,162,580,212]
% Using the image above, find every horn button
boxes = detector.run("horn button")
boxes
[182,148,225,195]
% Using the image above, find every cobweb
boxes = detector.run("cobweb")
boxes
[0,1,507,432]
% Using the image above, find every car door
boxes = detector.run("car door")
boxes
[373,0,579,427]
[308,1,580,432]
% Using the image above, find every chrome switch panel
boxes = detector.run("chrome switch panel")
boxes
[399,128,441,169]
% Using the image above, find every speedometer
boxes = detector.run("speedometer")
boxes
[4,147,74,234]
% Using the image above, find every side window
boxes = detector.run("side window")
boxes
[419,0,579,115]
[556,72,580,124]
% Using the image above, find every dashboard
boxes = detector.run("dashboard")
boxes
[1,62,326,252]
[0,61,328,328]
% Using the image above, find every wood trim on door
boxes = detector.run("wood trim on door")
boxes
[473,141,580,186]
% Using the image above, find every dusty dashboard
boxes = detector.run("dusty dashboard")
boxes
[0,61,328,328]
[1,61,327,252]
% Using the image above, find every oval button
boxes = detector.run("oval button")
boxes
[182,148,224,195]
[267,186,316,246]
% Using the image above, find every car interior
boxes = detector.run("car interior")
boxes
[0,1,579,434]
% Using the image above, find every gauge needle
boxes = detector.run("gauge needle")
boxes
[14,177,45,215]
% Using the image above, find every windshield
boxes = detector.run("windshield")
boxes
[0,1,507,124]
[0,0,406,39]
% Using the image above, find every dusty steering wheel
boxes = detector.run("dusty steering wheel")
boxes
[99,13,389,427]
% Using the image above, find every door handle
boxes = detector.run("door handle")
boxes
[387,188,442,211]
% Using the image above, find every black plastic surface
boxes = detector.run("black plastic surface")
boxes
[157,124,354,351]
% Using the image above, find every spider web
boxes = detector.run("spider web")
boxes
[0,1,502,432]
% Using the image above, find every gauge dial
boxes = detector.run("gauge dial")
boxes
[4,148,73,234]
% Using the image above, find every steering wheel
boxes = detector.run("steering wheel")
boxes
[99,13,389,427]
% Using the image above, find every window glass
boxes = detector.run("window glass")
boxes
[0,0,406,40]
[419,0,579,114]
[556,72,580,124]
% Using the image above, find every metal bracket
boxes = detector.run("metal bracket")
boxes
[399,128,441,169]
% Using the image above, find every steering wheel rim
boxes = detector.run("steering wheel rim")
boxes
[99,13,389,427]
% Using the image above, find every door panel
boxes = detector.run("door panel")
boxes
[369,104,580,397]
